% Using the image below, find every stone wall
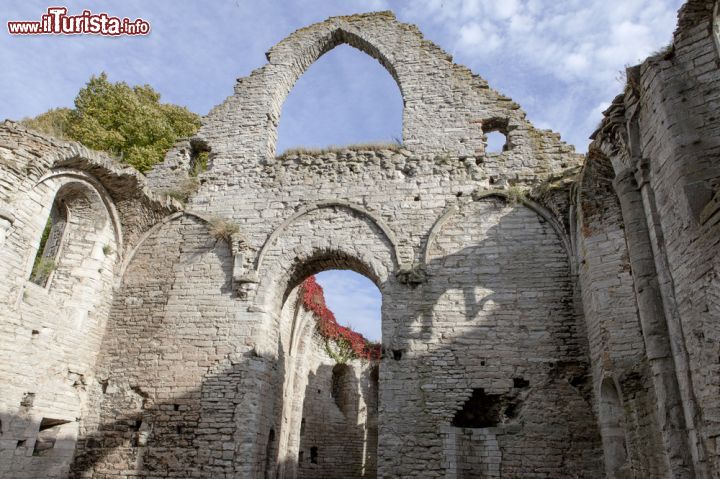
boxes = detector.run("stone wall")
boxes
[576,151,668,476]
[0,122,176,478]
[1,1,719,477]
[296,359,378,478]
[585,0,720,476]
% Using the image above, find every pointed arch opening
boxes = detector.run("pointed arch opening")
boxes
[275,40,403,156]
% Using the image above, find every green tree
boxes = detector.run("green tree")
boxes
[21,73,201,173]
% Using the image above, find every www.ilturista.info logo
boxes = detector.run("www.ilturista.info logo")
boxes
[7,7,150,36]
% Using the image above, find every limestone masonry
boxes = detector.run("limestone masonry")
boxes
[1,1,719,477]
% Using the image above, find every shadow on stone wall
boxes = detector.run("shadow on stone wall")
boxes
[66,352,276,478]
[14,202,601,478]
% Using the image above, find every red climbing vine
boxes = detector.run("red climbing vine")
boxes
[299,276,381,361]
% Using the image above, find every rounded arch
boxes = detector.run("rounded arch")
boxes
[423,191,576,274]
[256,201,403,274]
[256,244,391,319]
[35,169,123,254]
[252,204,396,333]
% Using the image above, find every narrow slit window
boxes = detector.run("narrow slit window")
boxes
[30,200,66,286]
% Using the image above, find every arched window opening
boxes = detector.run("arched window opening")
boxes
[30,200,66,286]
[26,180,118,309]
[599,379,629,476]
[276,44,403,156]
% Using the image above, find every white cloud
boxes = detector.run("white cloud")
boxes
[457,22,502,52]
[1,0,685,152]
[397,0,683,149]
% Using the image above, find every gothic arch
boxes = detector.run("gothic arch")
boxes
[34,169,123,253]
[423,191,575,274]
[262,24,406,158]
[117,210,220,286]
[255,200,403,273]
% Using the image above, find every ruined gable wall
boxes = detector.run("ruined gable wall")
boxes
[82,11,601,479]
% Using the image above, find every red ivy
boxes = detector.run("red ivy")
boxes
[300,276,381,361]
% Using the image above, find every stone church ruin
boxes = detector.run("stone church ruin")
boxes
[1,1,720,477]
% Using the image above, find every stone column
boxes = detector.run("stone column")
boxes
[613,167,694,478]
[635,157,708,478]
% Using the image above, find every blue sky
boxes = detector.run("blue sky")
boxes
[2,0,685,340]
[315,270,382,342]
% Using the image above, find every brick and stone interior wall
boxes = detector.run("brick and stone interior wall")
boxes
[404,196,603,478]
[576,151,668,477]
[2,1,720,477]
[295,358,378,478]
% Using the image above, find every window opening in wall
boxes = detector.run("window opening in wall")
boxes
[310,446,318,464]
[33,418,71,456]
[513,377,529,388]
[485,131,507,153]
[276,44,403,156]
[482,118,510,154]
[30,200,66,286]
